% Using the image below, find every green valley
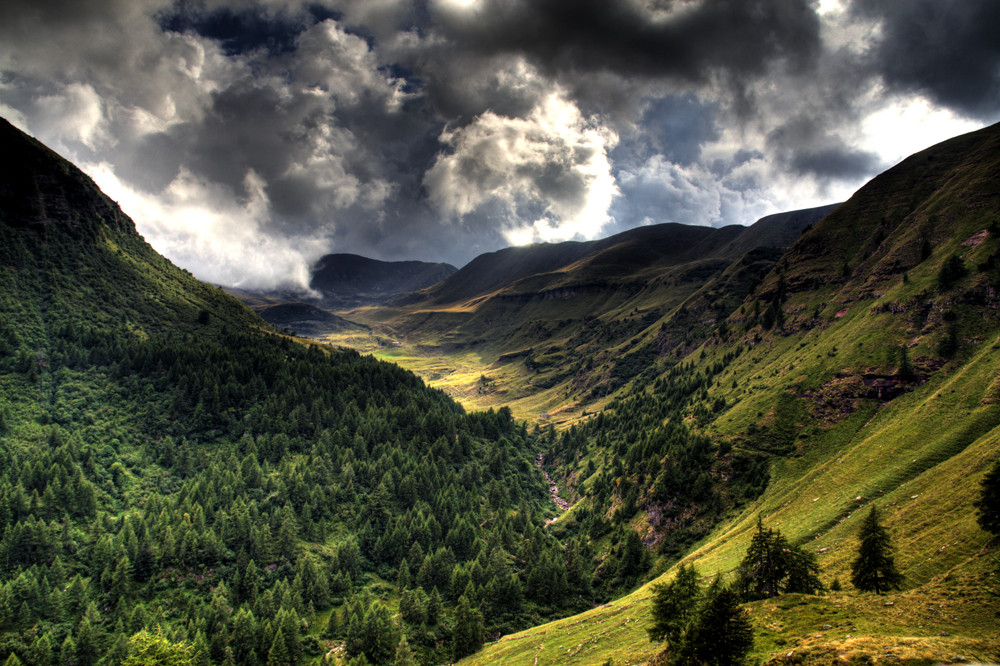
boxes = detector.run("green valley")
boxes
[314,205,836,425]
[1,111,1000,666]
[0,118,596,665]
[456,121,1000,664]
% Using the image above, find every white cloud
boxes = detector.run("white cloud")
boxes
[616,154,772,228]
[860,93,982,165]
[32,83,106,150]
[293,19,409,110]
[424,92,619,245]
[85,162,328,291]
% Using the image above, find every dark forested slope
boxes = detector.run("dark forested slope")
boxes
[0,118,589,665]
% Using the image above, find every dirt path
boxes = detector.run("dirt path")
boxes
[536,453,571,519]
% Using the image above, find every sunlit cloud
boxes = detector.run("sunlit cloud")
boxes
[86,162,328,291]
[424,92,619,246]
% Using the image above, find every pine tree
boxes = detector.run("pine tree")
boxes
[450,595,485,661]
[324,608,341,638]
[358,601,396,666]
[676,579,753,666]
[850,505,902,594]
[58,635,76,666]
[425,588,442,626]
[266,628,290,666]
[647,563,700,646]
[975,457,1000,535]
[28,633,53,666]
[736,516,821,600]
[393,634,416,666]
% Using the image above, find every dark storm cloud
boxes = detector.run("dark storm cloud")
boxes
[432,0,822,82]
[852,0,1000,119]
[765,114,882,182]
[2,0,998,289]
[788,147,880,181]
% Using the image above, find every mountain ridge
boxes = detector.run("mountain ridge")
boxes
[326,204,838,423]
[462,120,1000,665]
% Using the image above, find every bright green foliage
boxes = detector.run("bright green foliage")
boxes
[451,595,485,661]
[851,505,903,594]
[975,457,1000,535]
[121,630,196,665]
[736,516,822,600]
[647,563,700,645]
[393,634,417,666]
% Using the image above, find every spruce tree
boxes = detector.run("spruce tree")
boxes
[451,595,485,661]
[359,601,397,666]
[647,563,700,646]
[266,629,290,666]
[975,457,1000,535]
[736,516,821,601]
[850,505,902,594]
[677,579,754,666]
[393,634,417,666]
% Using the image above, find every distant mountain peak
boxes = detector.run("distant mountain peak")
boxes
[308,252,457,308]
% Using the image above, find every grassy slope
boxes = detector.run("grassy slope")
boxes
[461,124,1000,664]
[331,212,829,425]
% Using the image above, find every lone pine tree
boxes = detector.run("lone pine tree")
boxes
[975,457,1000,535]
[851,505,903,594]
[647,563,700,646]
[681,581,754,666]
[451,594,485,661]
[736,516,822,601]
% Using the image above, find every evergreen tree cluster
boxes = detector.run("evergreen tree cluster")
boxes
[647,565,754,666]
[0,206,591,663]
[735,517,822,601]
[542,351,770,599]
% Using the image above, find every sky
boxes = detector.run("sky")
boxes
[1,0,998,290]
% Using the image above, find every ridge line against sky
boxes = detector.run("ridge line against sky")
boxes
[1,0,998,290]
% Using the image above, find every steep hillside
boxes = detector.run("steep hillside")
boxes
[334,207,834,423]
[0,118,585,666]
[466,123,1000,664]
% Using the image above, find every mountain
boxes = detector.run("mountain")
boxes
[0,117,583,665]
[6,111,998,666]
[310,253,457,309]
[334,205,836,423]
[255,302,369,338]
[465,122,1000,664]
